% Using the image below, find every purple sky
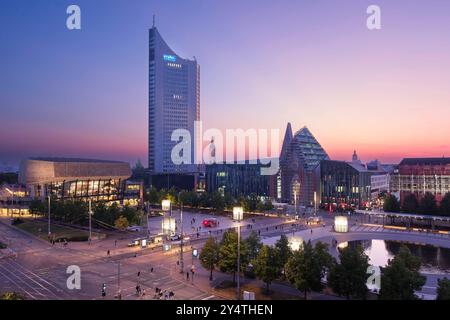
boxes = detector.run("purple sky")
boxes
[1,0,450,169]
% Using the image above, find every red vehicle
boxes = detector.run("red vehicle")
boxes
[202,218,218,228]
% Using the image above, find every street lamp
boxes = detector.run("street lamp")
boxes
[88,199,93,244]
[233,206,243,300]
[179,194,184,274]
[47,195,51,236]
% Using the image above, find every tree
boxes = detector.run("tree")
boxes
[437,277,450,300]
[114,216,129,230]
[285,241,332,299]
[440,193,450,216]
[218,230,248,283]
[199,237,220,281]
[419,192,438,215]
[383,194,400,213]
[242,193,258,212]
[210,191,225,211]
[146,186,160,204]
[328,246,369,299]
[402,193,419,213]
[275,234,292,277]
[245,231,262,261]
[253,245,281,293]
[379,246,426,300]
[29,199,45,216]
[0,292,25,300]
[121,205,141,225]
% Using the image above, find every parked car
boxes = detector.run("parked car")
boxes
[127,226,143,232]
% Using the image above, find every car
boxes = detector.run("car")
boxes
[127,226,143,232]
[127,239,141,247]
[167,234,181,241]
[202,218,218,228]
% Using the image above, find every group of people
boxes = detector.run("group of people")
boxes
[154,287,174,300]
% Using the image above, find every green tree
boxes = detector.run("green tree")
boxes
[29,199,45,216]
[379,246,426,300]
[419,192,438,215]
[440,193,450,216]
[121,205,141,225]
[210,191,225,211]
[402,193,419,213]
[328,246,369,299]
[383,194,400,213]
[145,186,160,204]
[218,230,248,283]
[242,193,258,212]
[114,216,129,230]
[245,231,263,261]
[437,277,450,300]
[253,245,281,293]
[199,237,220,281]
[275,234,292,277]
[0,292,25,300]
[285,241,332,299]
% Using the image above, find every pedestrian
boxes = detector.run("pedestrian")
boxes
[186,272,189,281]
[258,230,261,236]
[137,271,141,277]
[107,250,110,256]
[310,229,313,234]
[150,267,154,273]
[114,240,117,247]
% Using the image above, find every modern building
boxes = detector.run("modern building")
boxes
[317,151,390,210]
[279,123,329,206]
[318,160,373,210]
[205,162,272,198]
[148,22,200,178]
[390,157,450,206]
[19,158,133,203]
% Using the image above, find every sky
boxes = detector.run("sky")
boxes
[1,0,450,169]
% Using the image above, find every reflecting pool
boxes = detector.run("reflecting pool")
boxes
[340,239,450,274]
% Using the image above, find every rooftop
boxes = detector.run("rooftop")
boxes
[400,157,450,166]
[29,157,126,164]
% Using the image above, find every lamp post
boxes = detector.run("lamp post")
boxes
[88,199,93,244]
[233,206,243,300]
[47,195,51,236]
[179,195,184,274]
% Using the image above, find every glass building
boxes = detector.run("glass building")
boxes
[19,158,132,202]
[148,23,200,176]
[206,162,272,198]
[279,123,329,206]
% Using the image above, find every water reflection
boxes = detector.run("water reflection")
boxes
[341,240,450,274]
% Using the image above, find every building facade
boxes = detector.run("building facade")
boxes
[19,158,133,203]
[390,157,450,206]
[205,163,272,198]
[148,24,200,176]
[279,123,329,206]
[318,160,373,210]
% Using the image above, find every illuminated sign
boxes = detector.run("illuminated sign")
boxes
[163,54,176,62]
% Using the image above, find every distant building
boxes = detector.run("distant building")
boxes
[391,157,450,206]
[18,158,140,204]
[279,123,329,206]
[205,162,273,198]
[148,23,200,177]
[318,151,389,210]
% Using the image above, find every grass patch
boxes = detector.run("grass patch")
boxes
[15,219,101,242]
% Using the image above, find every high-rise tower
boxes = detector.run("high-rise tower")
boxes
[148,24,200,175]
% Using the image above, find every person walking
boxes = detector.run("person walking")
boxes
[107,250,110,256]
[186,272,189,281]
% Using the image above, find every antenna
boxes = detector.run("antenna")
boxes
[153,14,156,28]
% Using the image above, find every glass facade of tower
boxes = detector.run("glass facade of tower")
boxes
[148,27,200,175]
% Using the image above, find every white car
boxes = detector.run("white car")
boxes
[127,226,143,232]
